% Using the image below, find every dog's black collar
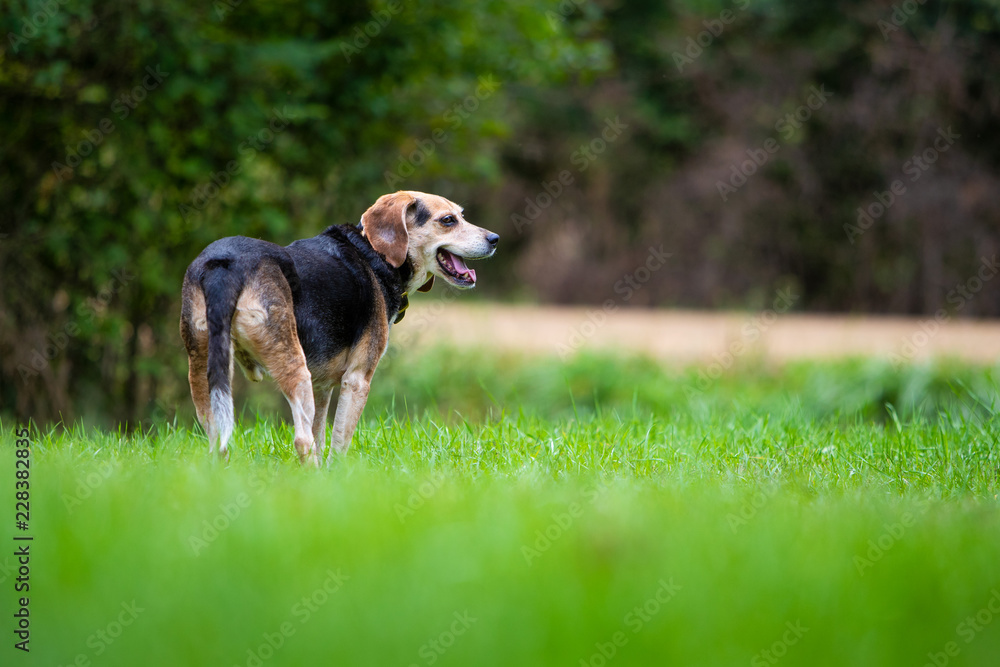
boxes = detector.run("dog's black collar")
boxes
[398,257,414,286]
[394,258,415,324]
[395,293,409,324]
[337,223,411,324]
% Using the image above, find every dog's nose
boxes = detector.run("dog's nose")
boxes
[486,233,500,247]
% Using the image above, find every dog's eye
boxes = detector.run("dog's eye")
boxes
[440,215,457,226]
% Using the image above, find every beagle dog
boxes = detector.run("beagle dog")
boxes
[179,191,499,466]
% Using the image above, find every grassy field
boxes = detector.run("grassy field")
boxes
[3,349,1000,666]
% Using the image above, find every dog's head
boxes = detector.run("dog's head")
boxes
[360,191,498,290]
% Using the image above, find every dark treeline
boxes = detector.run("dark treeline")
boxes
[2,0,999,423]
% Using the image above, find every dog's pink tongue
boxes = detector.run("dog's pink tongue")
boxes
[451,253,476,282]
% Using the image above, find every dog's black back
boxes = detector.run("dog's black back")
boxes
[184,225,406,368]
[287,225,406,365]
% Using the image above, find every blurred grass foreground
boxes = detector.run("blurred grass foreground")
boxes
[3,351,1000,665]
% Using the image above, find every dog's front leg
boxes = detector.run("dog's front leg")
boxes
[326,371,372,463]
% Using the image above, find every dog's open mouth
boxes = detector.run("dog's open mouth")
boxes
[436,248,477,287]
[437,248,476,287]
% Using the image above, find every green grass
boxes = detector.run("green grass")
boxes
[3,350,1000,666]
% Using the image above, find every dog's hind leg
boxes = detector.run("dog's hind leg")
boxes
[327,369,372,461]
[181,279,227,457]
[236,272,318,467]
[186,343,217,446]
[277,364,317,467]
[246,346,315,466]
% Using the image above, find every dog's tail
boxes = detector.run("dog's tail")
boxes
[201,259,244,451]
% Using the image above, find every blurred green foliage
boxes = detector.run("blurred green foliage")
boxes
[0,0,605,421]
[2,0,999,423]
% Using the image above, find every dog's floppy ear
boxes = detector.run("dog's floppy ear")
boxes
[361,192,413,268]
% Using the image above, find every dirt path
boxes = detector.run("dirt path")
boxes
[398,302,1000,364]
